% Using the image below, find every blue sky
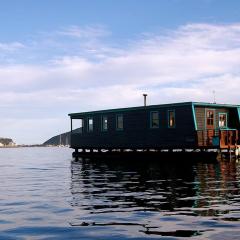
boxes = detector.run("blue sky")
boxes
[1,0,240,42]
[1,0,240,144]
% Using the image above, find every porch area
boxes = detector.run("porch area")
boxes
[196,129,239,149]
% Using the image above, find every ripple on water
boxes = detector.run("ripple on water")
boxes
[0,148,239,239]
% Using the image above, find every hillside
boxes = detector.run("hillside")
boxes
[43,132,71,146]
[43,128,83,146]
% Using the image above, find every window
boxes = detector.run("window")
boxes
[116,114,123,130]
[168,110,175,128]
[219,113,227,128]
[72,118,84,133]
[206,110,214,128]
[102,116,108,131]
[87,117,93,132]
[150,111,159,128]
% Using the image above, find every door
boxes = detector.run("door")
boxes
[206,109,215,145]
[206,109,215,129]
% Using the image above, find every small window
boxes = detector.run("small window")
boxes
[219,113,227,128]
[206,110,214,127]
[150,111,159,128]
[116,114,123,130]
[102,116,108,131]
[87,117,93,132]
[168,110,175,128]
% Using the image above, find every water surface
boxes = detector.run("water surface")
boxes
[0,147,239,239]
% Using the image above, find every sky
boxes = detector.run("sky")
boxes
[1,0,240,144]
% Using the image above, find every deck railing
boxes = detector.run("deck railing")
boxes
[196,129,239,148]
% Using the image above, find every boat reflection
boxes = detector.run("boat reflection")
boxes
[69,158,240,238]
[70,158,197,213]
[191,161,240,217]
[70,158,239,215]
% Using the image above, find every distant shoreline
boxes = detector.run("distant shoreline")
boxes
[0,145,70,148]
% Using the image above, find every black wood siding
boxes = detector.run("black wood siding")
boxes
[71,105,196,149]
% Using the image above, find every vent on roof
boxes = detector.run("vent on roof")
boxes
[143,93,147,107]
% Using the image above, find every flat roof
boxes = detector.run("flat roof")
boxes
[69,101,240,117]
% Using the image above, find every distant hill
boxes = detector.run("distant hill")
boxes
[0,138,15,146]
[43,128,82,146]
[43,131,71,146]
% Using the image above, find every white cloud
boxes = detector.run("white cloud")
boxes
[1,23,240,143]
[0,42,25,52]
[57,25,110,39]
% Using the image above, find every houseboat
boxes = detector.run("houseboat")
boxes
[68,102,240,157]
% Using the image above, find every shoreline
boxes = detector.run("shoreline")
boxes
[0,145,69,148]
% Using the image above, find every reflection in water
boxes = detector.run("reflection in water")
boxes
[2,148,238,239]
[192,162,240,218]
[70,158,240,239]
[71,160,195,212]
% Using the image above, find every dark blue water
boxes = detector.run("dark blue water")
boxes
[0,147,239,239]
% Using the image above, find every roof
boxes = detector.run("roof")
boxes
[69,101,240,117]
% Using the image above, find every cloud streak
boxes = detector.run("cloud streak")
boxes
[57,25,110,39]
[0,42,25,52]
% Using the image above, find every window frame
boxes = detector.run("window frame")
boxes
[150,111,159,128]
[116,114,124,131]
[71,118,84,134]
[218,112,228,128]
[101,116,108,132]
[168,110,176,128]
[205,109,215,129]
[87,117,94,132]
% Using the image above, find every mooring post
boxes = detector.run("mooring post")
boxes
[217,148,223,161]
[229,146,232,161]
[234,144,239,160]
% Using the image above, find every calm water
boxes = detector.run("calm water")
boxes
[0,147,239,239]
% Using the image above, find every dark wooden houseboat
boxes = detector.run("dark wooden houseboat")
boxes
[68,102,240,157]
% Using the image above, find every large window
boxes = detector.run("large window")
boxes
[168,110,175,128]
[87,117,93,132]
[116,114,123,130]
[219,113,227,128]
[72,118,84,133]
[150,111,159,128]
[102,116,108,131]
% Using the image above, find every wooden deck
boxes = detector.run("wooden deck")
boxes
[196,129,239,149]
